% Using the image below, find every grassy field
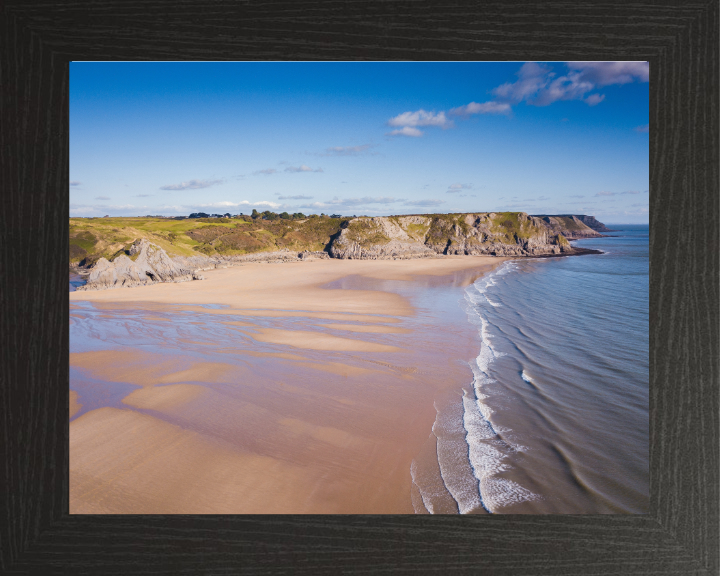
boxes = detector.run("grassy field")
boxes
[69,216,349,265]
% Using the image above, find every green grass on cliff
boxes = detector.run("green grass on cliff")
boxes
[344,219,390,247]
[488,212,540,242]
[69,216,349,264]
[551,216,585,231]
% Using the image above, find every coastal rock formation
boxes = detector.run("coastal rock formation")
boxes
[573,215,614,232]
[531,214,611,236]
[77,239,197,290]
[329,216,438,260]
[328,212,599,259]
[73,213,607,290]
[77,243,334,290]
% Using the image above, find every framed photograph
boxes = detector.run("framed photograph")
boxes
[3,1,717,573]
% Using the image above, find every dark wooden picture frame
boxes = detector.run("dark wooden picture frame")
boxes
[1,2,717,574]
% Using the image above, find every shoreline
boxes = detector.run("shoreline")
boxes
[70,255,507,513]
[69,247,602,293]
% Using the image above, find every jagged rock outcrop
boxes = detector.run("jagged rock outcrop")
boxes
[77,239,199,291]
[329,216,438,259]
[328,212,600,260]
[77,243,334,290]
[75,213,607,290]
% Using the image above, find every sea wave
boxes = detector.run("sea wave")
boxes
[412,261,540,513]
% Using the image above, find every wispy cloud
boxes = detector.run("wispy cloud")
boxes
[277,194,314,200]
[493,61,648,108]
[70,181,81,186]
[323,144,375,156]
[386,110,452,137]
[94,196,111,201]
[384,61,649,141]
[566,61,649,85]
[195,200,281,209]
[634,124,649,133]
[449,101,511,116]
[327,196,399,207]
[447,183,473,193]
[387,126,424,137]
[134,194,152,198]
[160,179,223,190]
[403,199,445,207]
[388,110,451,128]
[570,195,585,198]
[596,190,644,197]
[285,165,323,173]
[253,168,278,176]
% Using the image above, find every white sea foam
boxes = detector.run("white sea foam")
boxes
[433,397,483,514]
[485,296,501,307]
[412,261,540,514]
[458,263,540,512]
[521,370,534,383]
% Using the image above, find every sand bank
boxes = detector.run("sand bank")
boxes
[70,255,504,513]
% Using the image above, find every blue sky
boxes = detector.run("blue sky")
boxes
[70,62,649,223]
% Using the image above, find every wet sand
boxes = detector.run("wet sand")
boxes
[70,256,504,514]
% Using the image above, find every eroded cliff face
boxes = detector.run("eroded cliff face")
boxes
[76,213,605,290]
[76,239,203,291]
[77,239,330,290]
[328,212,602,260]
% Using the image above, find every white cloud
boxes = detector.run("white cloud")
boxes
[493,62,554,103]
[584,94,605,106]
[284,165,323,173]
[134,194,152,198]
[388,109,452,128]
[635,124,649,133]
[447,183,472,193]
[160,179,223,190]
[596,191,616,196]
[195,200,281,209]
[94,196,111,201]
[449,101,512,116]
[386,109,452,137]
[70,181,81,186]
[277,195,314,200]
[403,199,445,207]
[491,61,648,109]
[253,168,278,175]
[383,61,649,143]
[387,126,424,137]
[566,61,649,85]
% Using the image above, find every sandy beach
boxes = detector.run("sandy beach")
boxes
[70,255,504,514]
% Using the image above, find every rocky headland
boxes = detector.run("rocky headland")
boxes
[73,212,605,291]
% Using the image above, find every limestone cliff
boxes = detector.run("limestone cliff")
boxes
[77,240,329,290]
[75,213,605,290]
[530,214,612,237]
[76,239,202,291]
[328,212,602,260]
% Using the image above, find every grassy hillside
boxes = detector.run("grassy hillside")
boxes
[69,211,581,266]
[69,216,349,265]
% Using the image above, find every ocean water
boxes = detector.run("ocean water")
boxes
[412,225,649,514]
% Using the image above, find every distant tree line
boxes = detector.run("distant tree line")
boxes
[183,210,346,220]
